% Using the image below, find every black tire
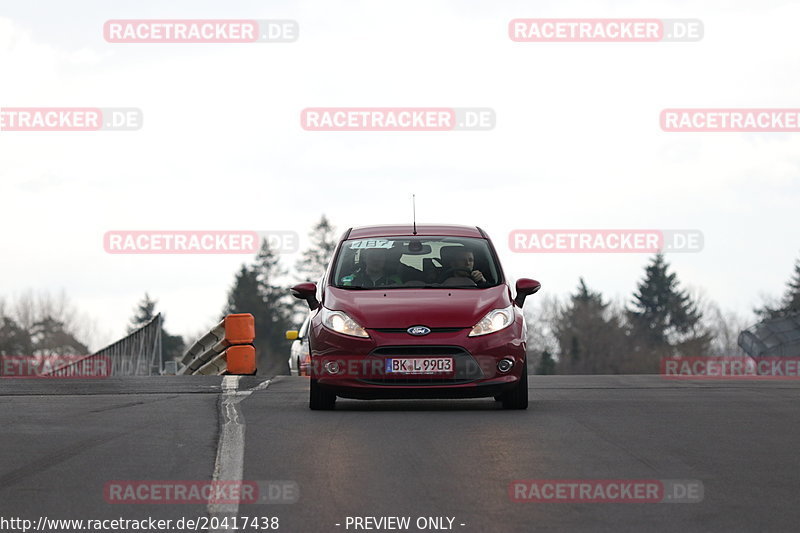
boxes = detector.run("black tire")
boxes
[500,365,528,410]
[309,378,336,410]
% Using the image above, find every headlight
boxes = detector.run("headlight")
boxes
[320,307,369,338]
[468,305,515,337]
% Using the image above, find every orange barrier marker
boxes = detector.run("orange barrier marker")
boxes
[224,313,255,345]
[226,345,256,375]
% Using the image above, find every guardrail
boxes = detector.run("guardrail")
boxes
[178,313,256,375]
[41,314,162,377]
[739,311,800,358]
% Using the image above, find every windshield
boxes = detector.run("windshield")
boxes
[331,236,501,289]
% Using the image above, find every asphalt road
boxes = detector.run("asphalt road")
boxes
[2,375,799,532]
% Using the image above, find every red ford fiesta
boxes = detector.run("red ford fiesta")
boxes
[290,224,540,410]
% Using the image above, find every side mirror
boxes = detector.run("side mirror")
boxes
[285,330,299,340]
[291,282,319,311]
[514,278,541,307]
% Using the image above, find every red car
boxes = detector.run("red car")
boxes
[291,224,540,410]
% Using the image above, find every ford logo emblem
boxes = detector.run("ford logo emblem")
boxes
[407,326,431,336]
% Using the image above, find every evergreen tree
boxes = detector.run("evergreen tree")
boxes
[162,330,186,364]
[224,240,295,376]
[784,258,800,314]
[554,278,627,374]
[29,316,88,356]
[224,266,262,317]
[0,316,33,357]
[128,293,157,333]
[755,255,800,319]
[296,215,337,282]
[127,294,185,363]
[254,240,295,375]
[535,349,556,375]
[628,253,710,357]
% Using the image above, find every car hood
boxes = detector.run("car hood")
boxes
[323,285,512,329]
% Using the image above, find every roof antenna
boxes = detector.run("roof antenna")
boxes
[412,193,417,235]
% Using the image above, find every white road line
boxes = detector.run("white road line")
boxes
[208,376,270,530]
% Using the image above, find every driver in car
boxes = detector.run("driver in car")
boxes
[439,247,488,286]
[341,247,402,287]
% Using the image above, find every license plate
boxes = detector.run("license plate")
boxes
[385,357,454,374]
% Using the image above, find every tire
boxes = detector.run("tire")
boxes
[309,378,336,410]
[500,364,528,410]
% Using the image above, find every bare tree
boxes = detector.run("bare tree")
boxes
[3,290,100,354]
[705,305,750,357]
[523,293,561,371]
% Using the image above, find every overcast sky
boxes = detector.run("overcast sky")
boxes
[1,0,798,349]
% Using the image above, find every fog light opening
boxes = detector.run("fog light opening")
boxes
[497,358,515,373]
[324,361,341,375]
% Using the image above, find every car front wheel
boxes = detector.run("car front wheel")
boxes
[309,378,336,410]
[499,365,528,410]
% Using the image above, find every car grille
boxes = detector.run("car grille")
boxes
[358,345,483,386]
[371,327,465,334]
